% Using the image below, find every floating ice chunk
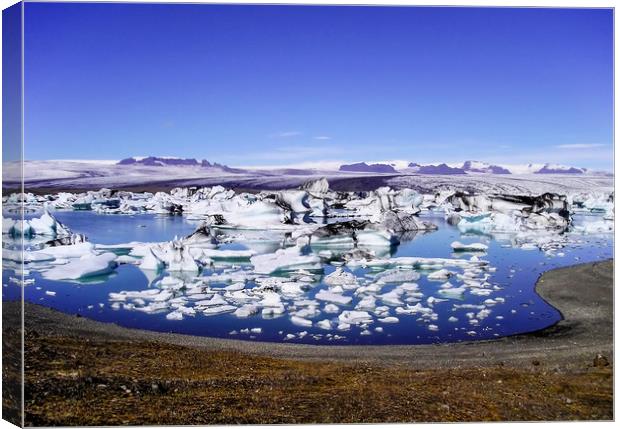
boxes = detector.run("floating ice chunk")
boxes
[318,250,333,258]
[140,241,200,272]
[427,269,453,281]
[151,290,174,302]
[3,249,51,263]
[202,305,237,315]
[469,289,493,296]
[279,282,310,297]
[224,282,246,291]
[6,206,71,238]
[572,219,614,233]
[427,324,439,331]
[395,303,433,315]
[200,248,256,259]
[234,304,259,318]
[195,294,228,307]
[261,306,285,316]
[316,319,333,330]
[250,327,262,334]
[116,255,139,264]
[140,249,164,271]
[259,292,284,308]
[448,316,459,322]
[291,315,313,327]
[45,290,56,296]
[323,268,358,288]
[218,200,289,228]
[377,210,437,232]
[374,268,420,283]
[477,308,492,319]
[42,252,117,281]
[166,311,184,320]
[277,190,311,213]
[324,303,340,313]
[338,310,373,325]
[378,289,405,306]
[159,276,185,290]
[451,241,488,252]
[378,316,399,324]
[315,289,352,305]
[31,242,96,259]
[109,289,158,301]
[9,277,35,286]
[251,247,321,274]
[438,287,466,299]
[292,306,320,319]
[427,296,447,306]
[355,295,377,310]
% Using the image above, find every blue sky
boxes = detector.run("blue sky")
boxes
[22,3,613,170]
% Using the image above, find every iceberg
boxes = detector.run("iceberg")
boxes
[251,246,322,274]
[451,241,488,252]
[315,289,353,305]
[338,310,373,325]
[42,252,117,281]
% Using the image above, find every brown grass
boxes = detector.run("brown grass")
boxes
[24,332,612,426]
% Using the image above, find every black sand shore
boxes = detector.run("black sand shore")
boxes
[3,260,613,424]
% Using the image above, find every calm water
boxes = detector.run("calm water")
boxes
[2,210,613,345]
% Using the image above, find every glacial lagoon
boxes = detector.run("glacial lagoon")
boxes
[3,209,612,345]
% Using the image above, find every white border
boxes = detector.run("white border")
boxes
[0,1,616,429]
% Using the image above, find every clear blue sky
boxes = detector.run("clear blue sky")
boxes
[22,3,613,170]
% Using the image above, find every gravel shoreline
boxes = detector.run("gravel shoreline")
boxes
[12,259,614,369]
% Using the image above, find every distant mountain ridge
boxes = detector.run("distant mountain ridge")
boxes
[339,162,398,173]
[116,156,595,176]
[117,156,244,173]
[461,160,511,174]
[534,163,585,174]
[408,163,466,175]
[339,160,590,175]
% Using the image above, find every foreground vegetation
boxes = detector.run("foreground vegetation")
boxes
[23,331,612,425]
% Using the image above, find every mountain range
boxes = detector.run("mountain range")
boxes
[114,156,603,176]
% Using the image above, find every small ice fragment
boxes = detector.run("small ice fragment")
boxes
[451,241,488,252]
[291,315,313,327]
[378,316,399,324]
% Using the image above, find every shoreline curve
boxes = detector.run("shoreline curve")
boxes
[7,259,613,369]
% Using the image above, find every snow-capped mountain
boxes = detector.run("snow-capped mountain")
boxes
[407,163,466,175]
[339,162,398,173]
[534,163,585,174]
[338,160,591,175]
[117,156,243,173]
[461,160,511,174]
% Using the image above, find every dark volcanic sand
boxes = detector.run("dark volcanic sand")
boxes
[2,260,613,424]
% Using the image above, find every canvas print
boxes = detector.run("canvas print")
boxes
[1,1,614,426]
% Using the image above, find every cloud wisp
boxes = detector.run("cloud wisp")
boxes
[554,143,607,149]
[270,131,302,138]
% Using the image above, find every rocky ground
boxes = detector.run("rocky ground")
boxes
[1,260,613,425]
